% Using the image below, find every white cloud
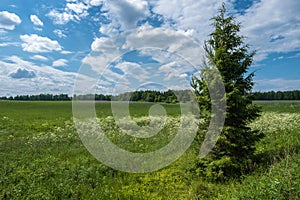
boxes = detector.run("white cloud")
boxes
[150,0,232,39]
[93,0,219,77]
[0,29,7,35]
[30,55,49,61]
[0,56,79,96]
[30,15,44,26]
[237,0,300,62]
[80,0,300,93]
[66,2,89,15]
[61,50,73,55]
[102,0,150,30]
[4,55,34,67]
[84,28,200,93]
[9,4,17,8]
[20,34,62,53]
[0,11,21,30]
[159,61,189,81]
[53,29,67,38]
[288,52,300,59]
[115,61,149,80]
[273,56,284,61]
[82,36,121,75]
[91,37,118,52]
[99,21,120,37]
[84,23,202,93]
[47,0,99,25]
[255,78,300,92]
[149,0,300,64]
[87,0,103,6]
[10,68,36,79]
[34,27,43,32]
[47,9,77,25]
[124,26,203,67]
[53,59,68,67]
[0,42,19,47]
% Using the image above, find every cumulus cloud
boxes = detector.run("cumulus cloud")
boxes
[30,55,49,61]
[124,26,203,67]
[53,59,68,67]
[237,0,300,61]
[148,0,300,63]
[69,0,300,94]
[115,61,149,80]
[159,61,189,81]
[30,15,44,26]
[10,68,36,79]
[88,0,103,6]
[84,25,202,93]
[84,29,199,93]
[99,21,120,37]
[91,37,118,52]
[150,0,232,39]
[47,9,77,25]
[91,0,218,76]
[82,36,122,75]
[102,0,150,30]
[53,29,67,38]
[0,11,22,30]
[4,55,34,67]
[20,34,62,53]
[0,56,80,96]
[255,78,300,92]
[47,0,101,25]
[66,2,89,15]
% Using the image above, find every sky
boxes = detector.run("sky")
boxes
[0,0,299,96]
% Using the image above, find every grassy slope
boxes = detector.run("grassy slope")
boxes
[195,102,300,199]
[0,101,299,199]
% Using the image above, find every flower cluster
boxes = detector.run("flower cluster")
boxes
[250,112,300,134]
[25,119,77,145]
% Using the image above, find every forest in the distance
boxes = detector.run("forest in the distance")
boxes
[0,90,300,102]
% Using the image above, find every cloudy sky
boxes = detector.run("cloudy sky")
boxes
[0,0,299,96]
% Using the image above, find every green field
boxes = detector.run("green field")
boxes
[0,101,299,199]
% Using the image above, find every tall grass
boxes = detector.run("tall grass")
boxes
[0,101,299,199]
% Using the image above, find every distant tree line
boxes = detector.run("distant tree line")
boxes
[0,94,113,101]
[0,90,193,103]
[1,90,299,102]
[252,90,300,100]
[0,94,71,101]
[114,90,192,103]
[74,94,112,101]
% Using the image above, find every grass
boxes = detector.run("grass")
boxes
[254,100,300,113]
[0,101,299,199]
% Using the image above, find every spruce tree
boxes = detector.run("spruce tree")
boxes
[192,4,264,181]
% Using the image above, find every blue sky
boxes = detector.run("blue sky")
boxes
[0,0,299,96]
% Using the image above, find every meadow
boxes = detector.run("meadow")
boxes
[0,101,299,199]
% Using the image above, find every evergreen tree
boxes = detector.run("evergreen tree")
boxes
[192,3,264,181]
